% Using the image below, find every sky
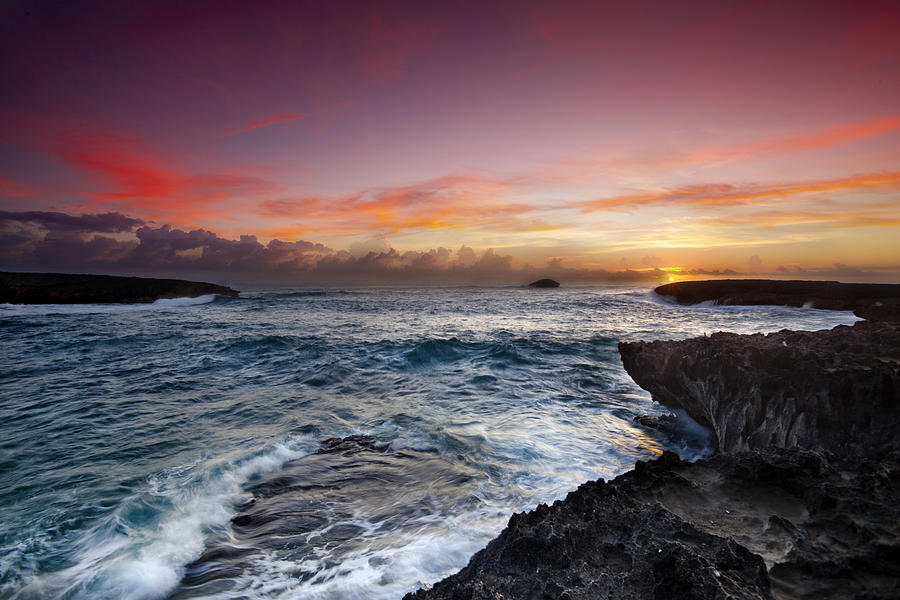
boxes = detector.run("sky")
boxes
[1,0,898,284]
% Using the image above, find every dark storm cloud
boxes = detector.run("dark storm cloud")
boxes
[32,233,137,268]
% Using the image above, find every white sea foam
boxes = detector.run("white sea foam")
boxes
[192,507,506,600]
[0,295,220,316]
[632,290,860,334]
[11,435,317,600]
[6,285,859,600]
[150,295,218,307]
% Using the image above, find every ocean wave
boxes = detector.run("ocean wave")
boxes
[402,337,550,368]
[150,294,219,307]
[0,294,228,316]
[173,435,503,600]
[4,285,859,600]
[403,338,466,366]
[7,435,318,600]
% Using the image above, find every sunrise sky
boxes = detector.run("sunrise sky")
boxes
[1,0,898,283]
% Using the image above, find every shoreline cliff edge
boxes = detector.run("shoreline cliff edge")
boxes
[404,279,900,600]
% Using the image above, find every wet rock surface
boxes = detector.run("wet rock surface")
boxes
[0,271,238,303]
[408,281,900,600]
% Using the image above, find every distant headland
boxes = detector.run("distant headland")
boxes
[0,272,239,304]
[655,278,900,319]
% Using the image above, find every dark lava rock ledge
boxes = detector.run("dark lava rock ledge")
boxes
[406,449,899,600]
[406,281,900,600]
[0,271,239,304]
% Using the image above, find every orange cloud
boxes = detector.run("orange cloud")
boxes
[580,171,900,212]
[700,209,900,230]
[689,115,900,163]
[258,175,537,238]
[546,115,900,179]
[221,112,307,137]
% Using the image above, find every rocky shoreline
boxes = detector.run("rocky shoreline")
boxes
[619,319,899,456]
[405,280,900,599]
[0,271,239,304]
[655,278,900,321]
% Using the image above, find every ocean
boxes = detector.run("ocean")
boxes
[0,285,859,600]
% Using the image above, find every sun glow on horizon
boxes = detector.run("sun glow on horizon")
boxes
[0,1,898,281]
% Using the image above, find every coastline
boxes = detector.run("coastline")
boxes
[0,271,239,304]
[406,280,900,599]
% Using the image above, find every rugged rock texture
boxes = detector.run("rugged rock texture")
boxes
[655,279,900,318]
[407,281,900,600]
[0,271,238,304]
[619,320,900,454]
[406,449,900,600]
[528,278,560,288]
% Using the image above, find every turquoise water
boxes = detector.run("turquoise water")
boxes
[0,286,858,599]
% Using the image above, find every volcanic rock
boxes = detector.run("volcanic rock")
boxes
[405,448,900,600]
[407,281,900,600]
[619,320,900,455]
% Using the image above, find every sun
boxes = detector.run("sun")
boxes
[668,276,675,282]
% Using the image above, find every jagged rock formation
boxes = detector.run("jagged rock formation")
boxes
[407,281,900,600]
[528,278,560,288]
[0,271,238,304]
[655,279,900,316]
[406,449,900,600]
[619,320,900,455]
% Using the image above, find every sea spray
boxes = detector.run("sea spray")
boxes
[0,286,859,599]
[8,436,318,600]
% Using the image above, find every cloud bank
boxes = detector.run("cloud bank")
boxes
[0,210,668,284]
[3,211,897,284]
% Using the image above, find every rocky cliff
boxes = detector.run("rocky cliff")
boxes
[406,448,900,600]
[618,320,900,455]
[406,281,900,599]
[0,271,239,304]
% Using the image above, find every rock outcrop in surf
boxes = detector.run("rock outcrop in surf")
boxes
[0,271,239,304]
[407,280,900,599]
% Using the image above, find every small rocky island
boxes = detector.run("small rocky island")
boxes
[406,279,900,600]
[528,278,560,288]
[0,271,239,304]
